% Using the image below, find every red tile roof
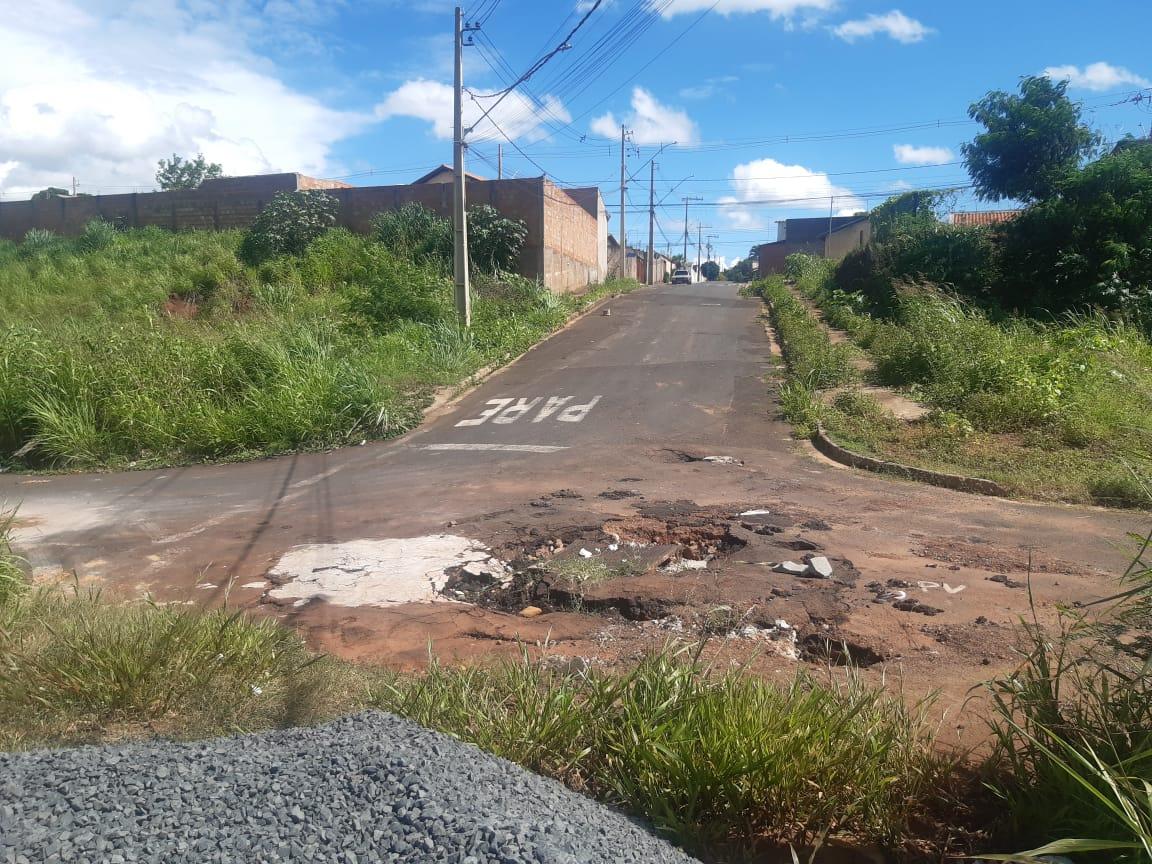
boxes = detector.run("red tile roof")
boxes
[950,210,1021,227]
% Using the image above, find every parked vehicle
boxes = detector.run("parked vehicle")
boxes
[671,269,692,284]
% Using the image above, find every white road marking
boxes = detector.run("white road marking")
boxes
[455,395,601,427]
[420,443,569,453]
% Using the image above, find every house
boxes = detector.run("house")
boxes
[949,210,1021,227]
[412,165,486,185]
[754,215,871,275]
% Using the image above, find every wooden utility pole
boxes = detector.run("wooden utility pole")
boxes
[452,6,472,326]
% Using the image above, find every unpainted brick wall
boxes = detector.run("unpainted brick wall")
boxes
[0,173,602,292]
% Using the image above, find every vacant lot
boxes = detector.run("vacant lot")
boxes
[754,259,1152,509]
[0,227,629,471]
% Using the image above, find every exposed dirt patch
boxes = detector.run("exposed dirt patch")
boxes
[801,633,887,667]
[163,296,199,319]
[912,537,1102,576]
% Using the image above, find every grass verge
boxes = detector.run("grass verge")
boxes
[0,228,637,471]
[767,254,1152,508]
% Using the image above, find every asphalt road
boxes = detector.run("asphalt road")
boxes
[2,281,1143,611]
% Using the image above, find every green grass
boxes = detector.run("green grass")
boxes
[777,253,1152,508]
[0,227,636,470]
[982,531,1152,862]
[370,647,950,860]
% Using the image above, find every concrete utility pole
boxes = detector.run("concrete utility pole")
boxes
[497,144,503,179]
[680,195,701,262]
[696,224,702,281]
[618,124,627,278]
[646,159,656,285]
[452,6,472,326]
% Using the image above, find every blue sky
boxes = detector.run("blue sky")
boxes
[2,0,1149,264]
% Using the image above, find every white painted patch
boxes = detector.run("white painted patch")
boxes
[943,583,966,594]
[739,509,771,516]
[240,581,267,589]
[153,513,232,545]
[455,395,602,427]
[419,444,568,453]
[267,536,499,608]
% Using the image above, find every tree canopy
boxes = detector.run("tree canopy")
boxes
[156,153,224,191]
[961,75,1100,203]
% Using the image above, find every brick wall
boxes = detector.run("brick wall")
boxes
[0,173,604,291]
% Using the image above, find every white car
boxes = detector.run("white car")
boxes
[671,269,692,284]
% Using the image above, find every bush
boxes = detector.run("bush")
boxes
[19,228,58,258]
[372,203,452,269]
[346,249,454,331]
[239,190,340,265]
[467,204,528,273]
[997,140,1152,323]
[77,219,118,253]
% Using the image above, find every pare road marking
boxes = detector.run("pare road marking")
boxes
[455,395,601,427]
[420,444,569,453]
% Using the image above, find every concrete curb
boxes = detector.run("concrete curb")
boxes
[811,424,1008,497]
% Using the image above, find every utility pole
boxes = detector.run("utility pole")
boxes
[681,195,702,262]
[497,144,503,179]
[647,159,656,285]
[618,124,628,278]
[452,6,471,326]
[71,176,77,196]
[696,223,702,281]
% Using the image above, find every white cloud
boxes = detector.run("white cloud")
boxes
[1043,62,1151,92]
[720,157,864,229]
[893,144,954,165]
[661,0,836,17]
[0,1,368,199]
[590,87,698,145]
[832,10,933,43]
[679,75,739,101]
[376,80,571,143]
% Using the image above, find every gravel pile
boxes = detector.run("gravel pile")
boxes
[0,712,699,864]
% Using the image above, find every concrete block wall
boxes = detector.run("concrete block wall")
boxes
[0,173,602,292]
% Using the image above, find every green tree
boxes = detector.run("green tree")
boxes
[962,76,1101,203]
[723,258,755,282]
[156,153,224,191]
[700,260,721,280]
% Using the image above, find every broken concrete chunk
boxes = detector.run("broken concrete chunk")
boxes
[773,560,808,576]
[805,555,834,579]
[702,455,743,465]
[578,548,593,559]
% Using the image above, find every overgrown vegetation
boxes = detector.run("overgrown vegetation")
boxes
[757,69,1152,508]
[0,211,633,470]
[776,252,1152,507]
[371,648,950,860]
[985,528,1152,861]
